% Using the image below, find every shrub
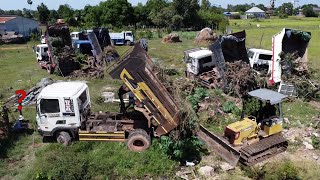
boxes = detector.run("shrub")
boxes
[279,13,288,19]
[222,101,241,115]
[187,87,208,110]
[159,136,204,162]
[156,29,163,38]
[311,135,320,149]
[146,29,153,39]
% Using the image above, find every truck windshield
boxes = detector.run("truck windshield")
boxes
[259,54,272,60]
[40,99,60,113]
[126,33,132,37]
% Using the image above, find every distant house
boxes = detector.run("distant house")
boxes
[0,15,39,37]
[313,7,320,15]
[245,7,266,19]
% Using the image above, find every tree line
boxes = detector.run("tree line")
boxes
[0,0,319,30]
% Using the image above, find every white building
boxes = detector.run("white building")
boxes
[245,7,266,19]
[0,15,39,37]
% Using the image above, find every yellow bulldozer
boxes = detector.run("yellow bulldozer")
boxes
[198,88,289,166]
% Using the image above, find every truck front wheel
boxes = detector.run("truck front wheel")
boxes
[127,129,151,152]
[126,41,131,46]
[56,131,71,146]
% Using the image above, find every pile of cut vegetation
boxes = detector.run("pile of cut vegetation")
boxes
[162,33,182,43]
[195,27,217,44]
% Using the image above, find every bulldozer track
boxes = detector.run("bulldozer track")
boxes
[239,134,288,166]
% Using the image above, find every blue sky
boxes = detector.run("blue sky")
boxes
[1,0,319,10]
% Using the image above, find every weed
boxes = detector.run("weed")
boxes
[311,135,320,149]
[222,101,241,115]
[187,87,208,110]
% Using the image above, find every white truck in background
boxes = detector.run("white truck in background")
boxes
[109,31,134,46]
[248,48,272,73]
[269,28,311,85]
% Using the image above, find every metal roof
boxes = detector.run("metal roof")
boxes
[248,88,288,105]
[38,82,88,98]
[0,17,16,24]
[246,7,265,13]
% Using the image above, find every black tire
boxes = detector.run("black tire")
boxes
[126,41,131,46]
[127,129,151,152]
[56,131,72,146]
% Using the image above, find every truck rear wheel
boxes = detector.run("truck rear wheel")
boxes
[127,129,151,152]
[56,131,71,146]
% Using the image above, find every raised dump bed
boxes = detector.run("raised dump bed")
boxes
[109,44,181,136]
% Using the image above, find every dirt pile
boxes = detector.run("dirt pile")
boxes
[70,56,104,79]
[162,33,182,43]
[195,28,217,44]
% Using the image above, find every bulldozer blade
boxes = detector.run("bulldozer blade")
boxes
[197,125,240,167]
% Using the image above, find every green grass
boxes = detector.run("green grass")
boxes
[1,17,320,179]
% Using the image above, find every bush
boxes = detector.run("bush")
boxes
[187,87,208,110]
[303,7,318,17]
[311,135,320,149]
[222,101,241,115]
[243,160,301,180]
[279,13,288,19]
[146,29,153,39]
[159,136,204,162]
[156,29,163,38]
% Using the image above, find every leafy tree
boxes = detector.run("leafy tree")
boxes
[279,2,293,16]
[37,3,50,24]
[82,5,101,27]
[27,0,32,10]
[57,4,75,25]
[303,6,318,17]
[256,4,267,11]
[23,8,33,18]
[201,0,210,10]
[99,0,134,27]
[150,6,174,27]
[172,0,200,27]
[133,3,150,27]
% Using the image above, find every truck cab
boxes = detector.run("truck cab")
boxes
[183,48,214,77]
[70,32,80,41]
[36,44,49,62]
[248,48,272,72]
[36,82,90,141]
[73,40,93,55]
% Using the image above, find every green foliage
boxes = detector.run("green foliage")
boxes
[243,97,262,116]
[279,13,288,19]
[187,87,208,110]
[28,142,176,179]
[37,3,50,24]
[156,29,163,38]
[243,160,301,180]
[303,6,318,17]
[159,136,204,161]
[311,135,320,149]
[146,29,153,39]
[222,101,241,115]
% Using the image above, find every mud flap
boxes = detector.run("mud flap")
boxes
[197,125,240,167]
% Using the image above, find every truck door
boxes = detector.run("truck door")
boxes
[37,98,64,132]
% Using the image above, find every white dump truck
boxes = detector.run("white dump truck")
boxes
[109,31,134,46]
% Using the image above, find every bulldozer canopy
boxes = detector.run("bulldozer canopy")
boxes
[248,89,288,105]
